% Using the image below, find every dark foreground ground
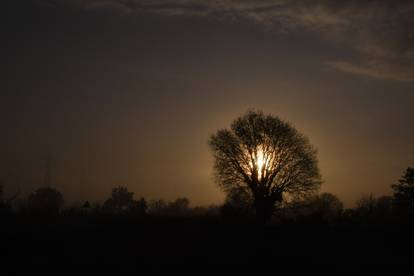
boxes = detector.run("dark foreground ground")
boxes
[2,214,414,274]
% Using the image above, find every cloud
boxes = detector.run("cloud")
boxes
[43,0,414,81]
[328,60,414,82]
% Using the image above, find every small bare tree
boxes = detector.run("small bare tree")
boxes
[209,110,321,223]
[104,186,135,212]
[392,167,414,215]
[27,187,63,215]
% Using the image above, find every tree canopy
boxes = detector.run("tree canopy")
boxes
[27,187,64,215]
[209,110,321,223]
[392,167,414,214]
[104,186,135,212]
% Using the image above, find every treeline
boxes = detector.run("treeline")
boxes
[0,185,220,218]
[1,167,414,225]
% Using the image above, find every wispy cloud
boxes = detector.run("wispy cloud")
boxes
[44,0,414,81]
[328,60,414,82]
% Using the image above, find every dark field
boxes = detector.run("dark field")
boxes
[2,213,414,274]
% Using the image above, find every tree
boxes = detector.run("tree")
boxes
[316,193,343,214]
[104,186,135,212]
[148,199,167,215]
[168,197,190,215]
[355,194,377,215]
[0,183,5,215]
[221,186,254,218]
[0,183,20,216]
[392,167,414,215]
[131,197,148,216]
[27,187,64,215]
[147,198,190,216]
[209,110,321,223]
[83,200,91,209]
[307,193,343,220]
[0,183,3,204]
[353,194,393,223]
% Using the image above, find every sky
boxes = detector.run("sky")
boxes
[1,0,413,206]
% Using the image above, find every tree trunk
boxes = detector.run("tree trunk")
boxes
[254,196,274,225]
[254,190,283,225]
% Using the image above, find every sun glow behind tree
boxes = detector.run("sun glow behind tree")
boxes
[248,147,271,181]
[209,110,321,223]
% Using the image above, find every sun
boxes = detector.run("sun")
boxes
[248,147,268,181]
[256,149,265,180]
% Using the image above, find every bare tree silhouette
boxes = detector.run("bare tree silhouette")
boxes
[304,193,344,223]
[392,167,414,215]
[104,186,135,212]
[27,187,63,215]
[131,197,148,216]
[209,110,321,223]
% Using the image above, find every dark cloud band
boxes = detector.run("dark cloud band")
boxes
[41,0,414,81]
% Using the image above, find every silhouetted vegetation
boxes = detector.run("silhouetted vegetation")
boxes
[1,167,414,272]
[209,110,321,223]
[0,183,7,216]
[25,186,64,216]
[392,167,414,216]
[0,183,19,218]
[220,186,255,220]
